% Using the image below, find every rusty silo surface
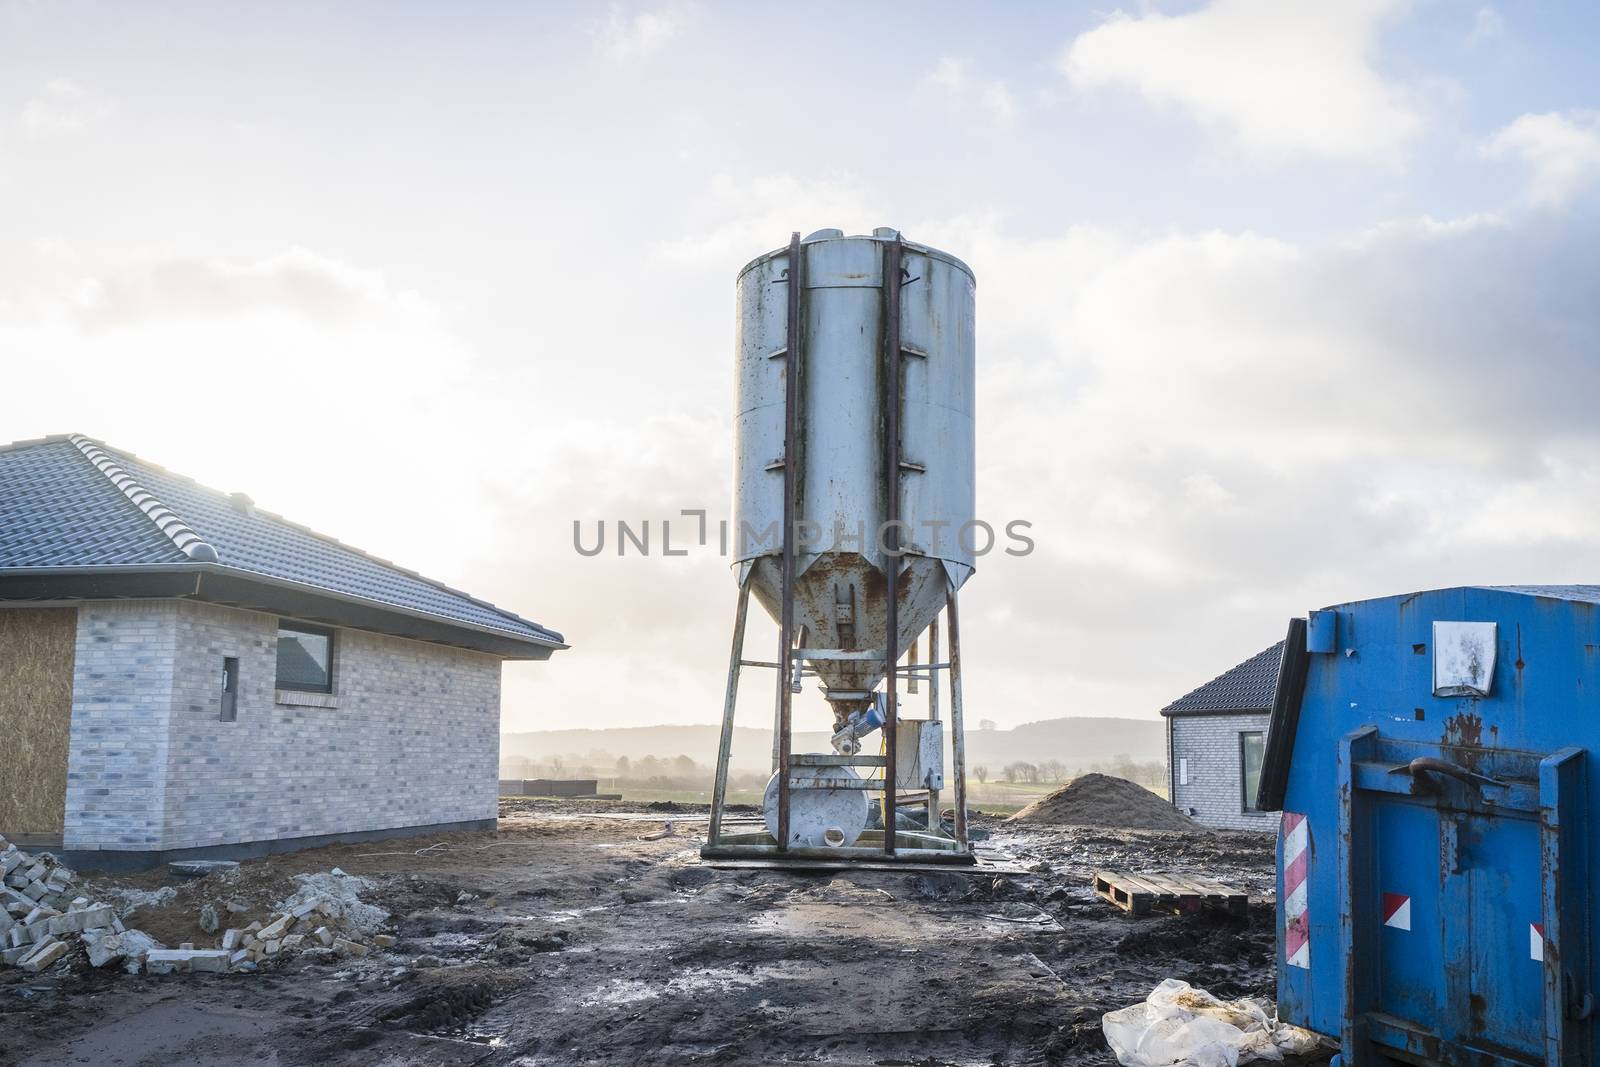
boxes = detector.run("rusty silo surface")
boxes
[732,229,976,713]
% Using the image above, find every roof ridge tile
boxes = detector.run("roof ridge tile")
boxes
[68,435,220,563]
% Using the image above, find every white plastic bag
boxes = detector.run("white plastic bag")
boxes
[1102,980,1322,1067]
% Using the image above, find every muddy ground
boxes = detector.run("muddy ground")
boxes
[0,798,1312,1067]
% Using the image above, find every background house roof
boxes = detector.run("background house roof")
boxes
[0,434,564,654]
[1479,585,1600,604]
[1161,640,1284,716]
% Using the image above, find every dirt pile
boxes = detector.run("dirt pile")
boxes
[1007,773,1202,831]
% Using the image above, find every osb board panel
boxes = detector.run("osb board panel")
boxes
[0,608,77,834]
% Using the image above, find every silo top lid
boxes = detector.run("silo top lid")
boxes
[736,230,975,284]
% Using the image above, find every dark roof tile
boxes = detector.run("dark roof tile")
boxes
[1162,640,1283,715]
[0,434,562,647]
[0,439,189,567]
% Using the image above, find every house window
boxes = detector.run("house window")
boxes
[276,621,334,693]
[219,657,239,722]
[1178,758,1189,786]
[1241,731,1266,813]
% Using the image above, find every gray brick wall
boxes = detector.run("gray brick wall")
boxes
[1168,713,1276,832]
[64,599,502,852]
[63,601,179,850]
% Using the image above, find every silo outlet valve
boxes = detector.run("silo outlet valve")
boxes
[831,696,887,755]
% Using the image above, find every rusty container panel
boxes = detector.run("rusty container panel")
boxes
[1268,585,1598,1066]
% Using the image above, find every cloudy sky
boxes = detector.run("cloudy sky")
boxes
[4,1,1599,736]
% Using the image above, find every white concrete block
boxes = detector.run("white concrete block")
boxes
[18,940,67,972]
[188,950,230,973]
[258,915,292,941]
[144,948,230,973]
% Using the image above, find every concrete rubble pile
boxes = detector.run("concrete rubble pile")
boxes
[208,873,396,976]
[0,836,161,974]
[2,839,395,977]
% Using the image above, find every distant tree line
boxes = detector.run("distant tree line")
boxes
[504,748,1165,793]
[969,753,1164,789]
[500,751,780,794]
[501,750,712,789]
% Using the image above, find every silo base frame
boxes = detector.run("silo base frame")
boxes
[701,833,977,865]
[701,574,975,865]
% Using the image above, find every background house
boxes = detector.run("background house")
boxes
[0,434,566,867]
[1161,641,1283,831]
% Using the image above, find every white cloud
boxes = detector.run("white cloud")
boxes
[939,211,1597,472]
[477,410,738,732]
[64,246,436,328]
[904,206,1600,712]
[1483,111,1600,207]
[1060,0,1421,160]
[653,172,880,268]
[0,245,481,577]
[924,57,1019,125]
[1465,6,1504,51]
[20,78,112,138]
[594,4,685,63]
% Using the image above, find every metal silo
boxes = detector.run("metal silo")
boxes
[704,228,977,863]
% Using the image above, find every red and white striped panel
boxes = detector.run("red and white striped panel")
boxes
[1282,811,1310,969]
[1382,893,1411,931]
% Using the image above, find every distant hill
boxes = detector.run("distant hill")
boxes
[501,716,1163,773]
[963,717,1164,769]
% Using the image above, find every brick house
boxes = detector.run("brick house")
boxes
[1161,641,1283,831]
[0,434,566,867]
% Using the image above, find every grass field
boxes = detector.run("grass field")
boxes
[964,780,1052,814]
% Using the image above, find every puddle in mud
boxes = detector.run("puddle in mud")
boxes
[533,898,683,924]
[453,1027,508,1047]
[414,932,483,950]
[542,904,616,924]
[745,899,1059,941]
[580,963,814,1008]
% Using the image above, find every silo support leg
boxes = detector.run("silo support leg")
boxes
[707,575,752,848]
[946,589,968,847]
[927,619,941,834]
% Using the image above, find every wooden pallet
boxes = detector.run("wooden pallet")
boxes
[1092,869,1248,917]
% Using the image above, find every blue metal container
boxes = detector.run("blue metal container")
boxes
[1260,586,1598,1066]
